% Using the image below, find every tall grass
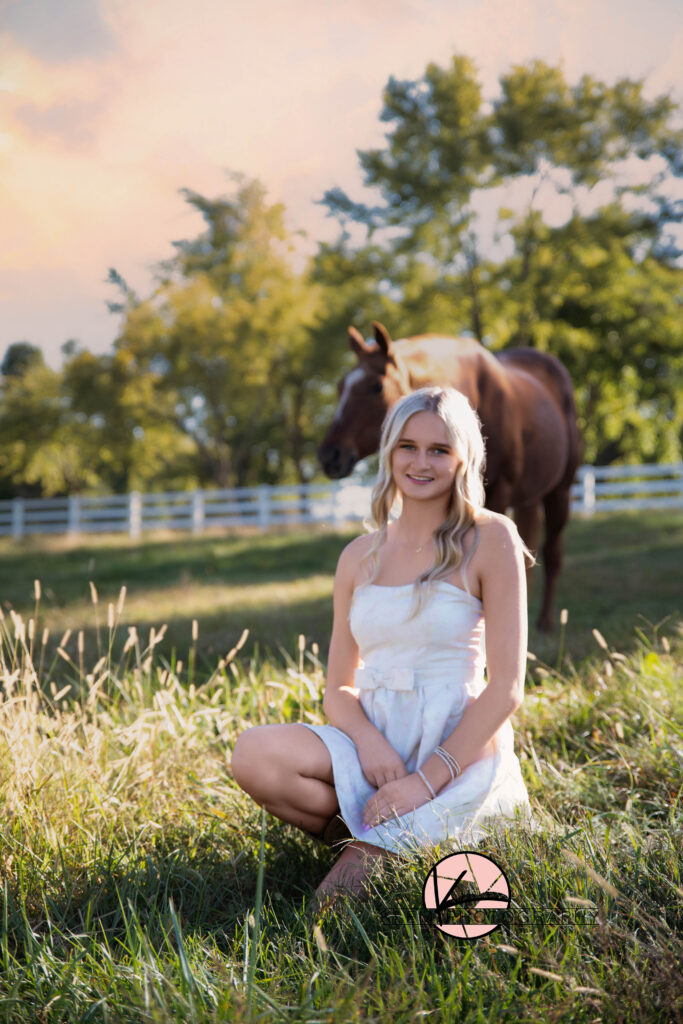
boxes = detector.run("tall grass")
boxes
[0,584,680,1022]
[1,510,681,674]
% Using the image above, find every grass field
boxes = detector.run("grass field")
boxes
[0,509,681,680]
[0,509,681,1021]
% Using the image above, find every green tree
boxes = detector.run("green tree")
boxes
[61,346,197,493]
[1,341,45,378]
[321,57,683,463]
[0,356,99,496]
[110,177,326,487]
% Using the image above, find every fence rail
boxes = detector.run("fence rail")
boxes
[1,463,681,540]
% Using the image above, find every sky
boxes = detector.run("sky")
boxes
[1,0,681,367]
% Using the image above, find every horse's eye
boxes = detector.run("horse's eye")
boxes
[370,381,383,394]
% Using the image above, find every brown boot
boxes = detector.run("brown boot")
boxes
[304,813,352,847]
[320,814,353,847]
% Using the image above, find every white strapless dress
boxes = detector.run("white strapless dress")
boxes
[302,579,533,856]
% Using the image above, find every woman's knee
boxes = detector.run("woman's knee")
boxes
[232,726,271,790]
[231,723,333,794]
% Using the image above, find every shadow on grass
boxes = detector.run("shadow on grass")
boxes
[2,818,335,959]
[2,513,682,681]
[0,527,354,608]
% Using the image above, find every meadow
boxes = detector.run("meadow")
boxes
[0,509,681,1022]
[1,508,681,675]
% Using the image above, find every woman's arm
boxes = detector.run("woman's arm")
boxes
[421,513,527,789]
[323,539,408,788]
[362,515,527,825]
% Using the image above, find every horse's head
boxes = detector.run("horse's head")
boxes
[318,322,412,478]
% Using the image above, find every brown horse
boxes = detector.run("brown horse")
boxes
[318,322,582,631]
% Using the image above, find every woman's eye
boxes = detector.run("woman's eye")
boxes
[398,444,449,452]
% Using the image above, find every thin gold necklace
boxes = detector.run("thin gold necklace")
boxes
[394,527,432,554]
[401,537,431,553]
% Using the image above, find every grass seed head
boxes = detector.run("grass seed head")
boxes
[123,627,137,653]
[529,968,565,983]
[313,925,328,954]
[592,628,608,650]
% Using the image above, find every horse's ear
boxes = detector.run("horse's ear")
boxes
[348,325,368,358]
[371,321,393,356]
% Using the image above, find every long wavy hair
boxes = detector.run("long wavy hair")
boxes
[355,386,532,620]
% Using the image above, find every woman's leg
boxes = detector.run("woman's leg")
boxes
[233,724,395,899]
[231,724,339,836]
[315,841,393,898]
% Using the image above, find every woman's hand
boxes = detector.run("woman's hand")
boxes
[355,731,408,789]
[362,773,432,827]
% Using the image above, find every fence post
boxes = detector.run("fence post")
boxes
[331,480,342,526]
[11,498,24,540]
[679,462,683,509]
[257,485,270,529]
[191,490,205,535]
[67,495,81,536]
[582,468,596,516]
[129,491,142,540]
[299,481,311,523]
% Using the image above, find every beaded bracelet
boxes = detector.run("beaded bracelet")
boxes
[416,768,436,800]
[435,745,462,779]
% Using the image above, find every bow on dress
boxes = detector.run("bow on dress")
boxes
[353,666,415,691]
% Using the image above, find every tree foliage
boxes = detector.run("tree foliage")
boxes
[1,341,45,378]
[321,56,683,463]
[0,57,680,498]
[108,178,326,488]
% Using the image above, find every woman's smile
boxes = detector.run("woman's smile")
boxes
[391,411,459,497]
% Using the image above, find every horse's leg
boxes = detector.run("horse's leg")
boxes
[514,500,542,597]
[485,477,514,515]
[537,483,571,632]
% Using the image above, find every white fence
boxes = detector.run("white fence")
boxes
[0,463,681,540]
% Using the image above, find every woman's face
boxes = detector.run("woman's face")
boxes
[390,411,460,501]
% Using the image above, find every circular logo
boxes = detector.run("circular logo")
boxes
[422,851,510,940]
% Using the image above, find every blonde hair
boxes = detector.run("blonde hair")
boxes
[356,386,532,620]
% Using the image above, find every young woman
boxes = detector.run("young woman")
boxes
[232,386,534,897]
